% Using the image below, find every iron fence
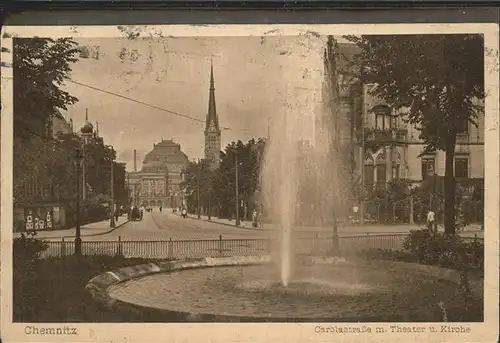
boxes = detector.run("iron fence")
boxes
[39,233,483,260]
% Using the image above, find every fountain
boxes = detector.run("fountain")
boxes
[86,35,477,322]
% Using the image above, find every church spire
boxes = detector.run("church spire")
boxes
[204,60,221,169]
[206,59,219,132]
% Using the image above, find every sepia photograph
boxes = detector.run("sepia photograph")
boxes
[1,23,498,342]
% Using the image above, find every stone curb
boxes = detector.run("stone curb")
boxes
[85,256,271,321]
[183,214,270,231]
[85,256,476,322]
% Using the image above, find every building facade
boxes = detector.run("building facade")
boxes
[13,112,102,232]
[204,61,222,170]
[317,42,485,188]
[360,85,485,185]
[128,140,189,208]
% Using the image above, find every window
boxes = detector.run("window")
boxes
[457,118,469,134]
[373,105,392,130]
[375,114,385,130]
[376,165,386,184]
[455,158,468,178]
[421,158,435,180]
[364,165,374,185]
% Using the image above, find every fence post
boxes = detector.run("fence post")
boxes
[168,237,173,260]
[219,234,223,257]
[116,236,123,256]
[60,237,66,257]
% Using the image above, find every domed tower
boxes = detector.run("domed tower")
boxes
[79,109,93,201]
[204,60,221,170]
[80,110,94,144]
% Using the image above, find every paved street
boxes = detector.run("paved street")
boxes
[31,210,484,242]
[79,211,269,241]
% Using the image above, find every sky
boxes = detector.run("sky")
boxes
[62,34,335,171]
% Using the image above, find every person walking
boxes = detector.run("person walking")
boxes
[181,207,187,219]
[427,208,436,233]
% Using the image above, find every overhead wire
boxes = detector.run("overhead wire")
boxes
[67,79,248,133]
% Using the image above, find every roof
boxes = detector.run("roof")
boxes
[141,139,189,170]
[205,61,219,132]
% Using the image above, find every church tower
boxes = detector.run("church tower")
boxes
[204,60,222,169]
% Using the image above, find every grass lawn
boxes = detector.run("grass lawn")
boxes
[13,255,161,322]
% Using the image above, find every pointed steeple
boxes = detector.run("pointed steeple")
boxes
[205,59,219,132]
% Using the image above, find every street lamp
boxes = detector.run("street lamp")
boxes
[105,145,116,228]
[235,154,241,226]
[73,148,84,257]
[196,161,201,219]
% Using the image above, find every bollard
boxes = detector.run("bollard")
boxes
[219,234,223,257]
[116,236,123,256]
[61,237,66,257]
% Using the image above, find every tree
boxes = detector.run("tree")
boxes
[346,34,484,234]
[180,159,214,215]
[13,37,81,209]
[209,139,265,219]
[13,37,80,140]
[321,36,361,223]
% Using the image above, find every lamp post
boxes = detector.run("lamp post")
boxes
[105,145,116,228]
[235,154,240,226]
[180,171,185,208]
[196,160,201,219]
[73,149,84,257]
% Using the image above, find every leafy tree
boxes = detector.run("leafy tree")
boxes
[321,36,361,223]
[13,37,80,140]
[13,37,82,219]
[209,139,265,220]
[180,159,214,215]
[346,34,484,234]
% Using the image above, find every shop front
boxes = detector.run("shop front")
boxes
[14,203,68,232]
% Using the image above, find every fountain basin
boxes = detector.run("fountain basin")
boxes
[86,256,475,322]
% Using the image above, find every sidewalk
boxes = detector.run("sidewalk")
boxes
[183,213,256,229]
[14,215,130,240]
[183,213,484,236]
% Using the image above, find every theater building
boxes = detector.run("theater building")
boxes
[128,140,189,208]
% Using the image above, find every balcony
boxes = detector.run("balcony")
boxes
[358,128,408,147]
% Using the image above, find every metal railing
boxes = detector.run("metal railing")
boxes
[39,233,483,260]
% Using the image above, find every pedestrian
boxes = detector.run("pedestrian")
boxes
[252,209,258,228]
[182,208,187,219]
[114,209,119,223]
[427,208,436,233]
[140,205,145,220]
[159,206,162,212]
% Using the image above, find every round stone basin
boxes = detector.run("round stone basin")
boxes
[108,258,465,322]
